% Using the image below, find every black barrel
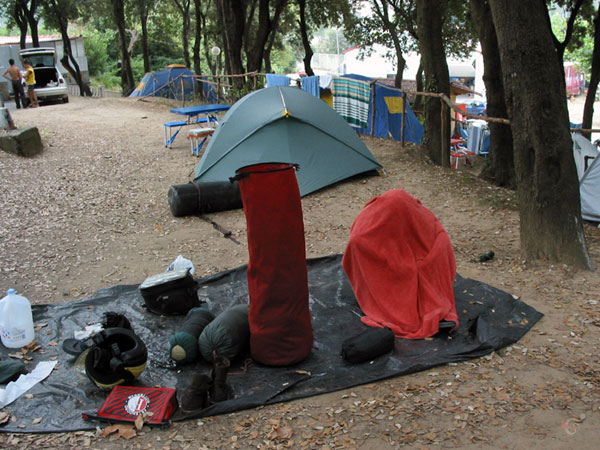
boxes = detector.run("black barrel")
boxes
[168,181,242,217]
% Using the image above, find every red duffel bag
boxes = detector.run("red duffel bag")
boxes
[342,189,459,339]
[233,163,313,365]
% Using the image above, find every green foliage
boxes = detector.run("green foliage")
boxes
[549,2,596,76]
[83,30,113,77]
[270,47,297,74]
[566,32,594,72]
[312,27,352,54]
[92,70,120,90]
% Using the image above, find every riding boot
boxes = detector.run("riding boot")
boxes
[209,356,233,403]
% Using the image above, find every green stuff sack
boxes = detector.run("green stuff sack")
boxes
[169,307,215,364]
[198,304,250,363]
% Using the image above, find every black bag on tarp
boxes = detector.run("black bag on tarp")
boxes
[341,326,395,363]
[139,268,201,315]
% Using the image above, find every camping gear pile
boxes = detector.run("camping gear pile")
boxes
[71,184,461,424]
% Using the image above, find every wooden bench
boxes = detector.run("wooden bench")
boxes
[187,128,215,156]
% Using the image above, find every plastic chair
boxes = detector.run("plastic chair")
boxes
[450,138,474,169]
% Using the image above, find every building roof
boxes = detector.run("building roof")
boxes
[0,35,83,45]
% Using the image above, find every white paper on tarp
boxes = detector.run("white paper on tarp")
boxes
[0,360,58,409]
[73,323,103,340]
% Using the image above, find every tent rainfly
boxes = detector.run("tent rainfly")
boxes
[194,86,382,196]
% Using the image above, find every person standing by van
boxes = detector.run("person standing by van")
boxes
[2,59,26,109]
[23,59,39,108]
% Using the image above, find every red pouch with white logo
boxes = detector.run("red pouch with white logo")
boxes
[82,385,178,426]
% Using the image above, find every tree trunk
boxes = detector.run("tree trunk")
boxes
[549,0,585,69]
[193,0,203,74]
[393,53,406,90]
[582,6,600,140]
[217,0,246,89]
[488,0,592,269]
[413,60,424,113]
[50,0,92,97]
[298,0,314,76]
[263,24,277,74]
[372,0,405,88]
[14,2,28,49]
[111,0,135,95]
[470,0,515,188]
[174,0,192,68]
[141,10,151,73]
[263,0,286,74]
[416,0,450,166]
[247,0,286,74]
[22,0,40,47]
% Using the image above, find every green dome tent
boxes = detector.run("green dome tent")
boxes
[193,86,382,196]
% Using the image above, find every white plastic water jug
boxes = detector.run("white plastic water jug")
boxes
[0,288,35,348]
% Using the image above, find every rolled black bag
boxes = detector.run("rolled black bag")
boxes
[168,181,242,217]
[340,326,395,363]
[198,304,250,363]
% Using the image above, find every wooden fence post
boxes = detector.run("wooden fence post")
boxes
[440,99,449,167]
[181,77,185,107]
[370,82,376,137]
[401,92,407,147]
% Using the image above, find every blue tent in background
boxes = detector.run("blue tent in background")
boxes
[343,74,424,145]
[129,64,196,100]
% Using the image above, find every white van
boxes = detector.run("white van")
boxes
[19,47,69,104]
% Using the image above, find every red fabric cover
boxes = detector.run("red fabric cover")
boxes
[342,189,458,339]
[237,163,313,365]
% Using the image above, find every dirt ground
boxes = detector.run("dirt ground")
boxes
[1,95,599,449]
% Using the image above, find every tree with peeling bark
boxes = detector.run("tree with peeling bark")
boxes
[488,0,592,269]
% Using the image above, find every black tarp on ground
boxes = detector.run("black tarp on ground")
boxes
[0,255,542,433]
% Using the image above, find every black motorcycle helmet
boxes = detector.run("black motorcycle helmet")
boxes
[84,327,147,389]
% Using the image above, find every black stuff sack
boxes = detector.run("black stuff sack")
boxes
[341,327,396,364]
[198,304,250,363]
[139,268,201,315]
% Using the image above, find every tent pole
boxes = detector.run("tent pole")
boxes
[440,99,450,167]
[370,82,376,137]
[401,92,407,147]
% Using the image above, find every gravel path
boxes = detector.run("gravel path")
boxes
[1,95,599,449]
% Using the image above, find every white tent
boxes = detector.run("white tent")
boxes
[572,133,599,180]
[572,133,600,222]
